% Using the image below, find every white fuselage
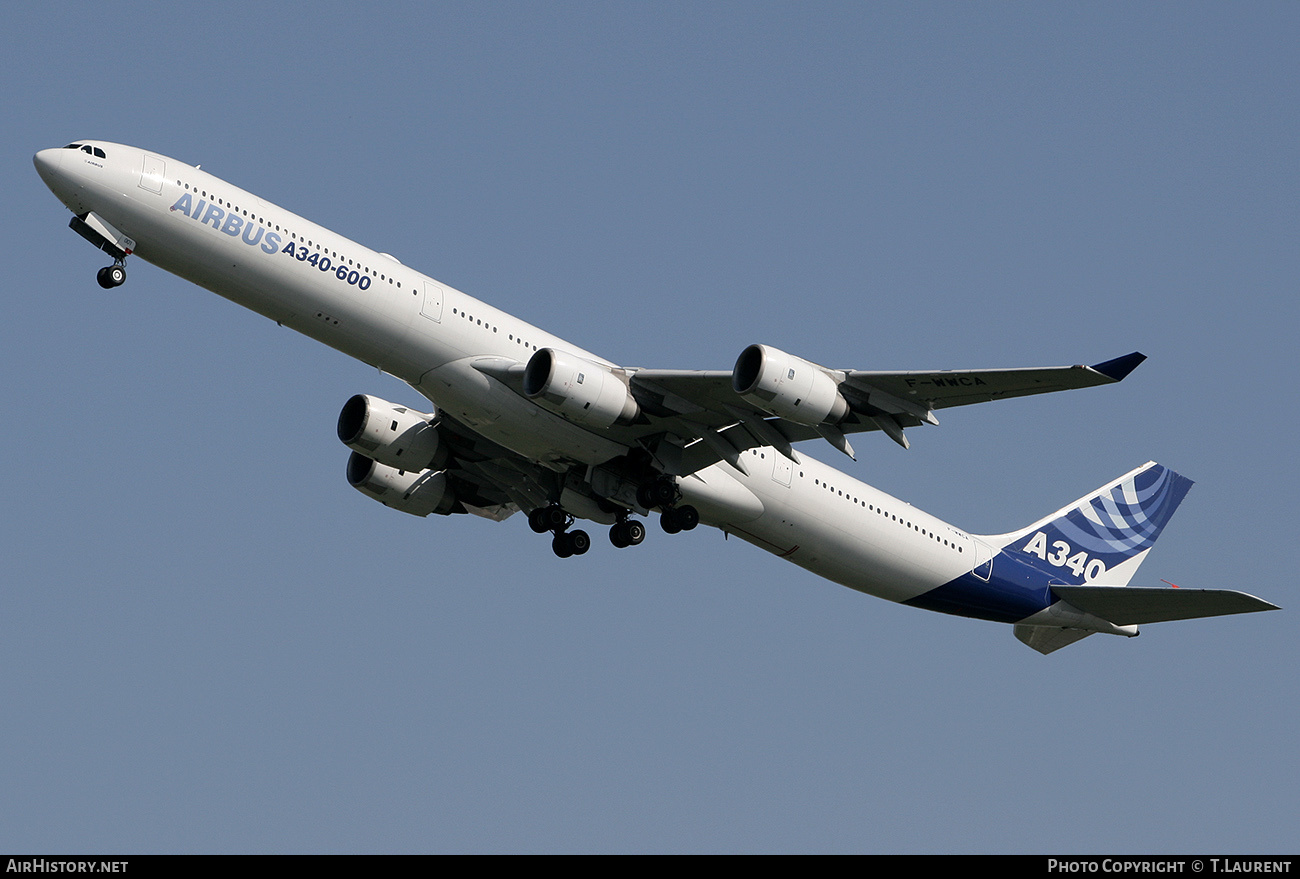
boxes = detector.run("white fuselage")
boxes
[35,142,983,611]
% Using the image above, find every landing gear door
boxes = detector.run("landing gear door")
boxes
[138,154,165,195]
[421,280,444,322]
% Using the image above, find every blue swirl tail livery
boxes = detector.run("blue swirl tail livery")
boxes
[996,461,1193,588]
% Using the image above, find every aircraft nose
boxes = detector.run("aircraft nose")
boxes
[33,148,64,188]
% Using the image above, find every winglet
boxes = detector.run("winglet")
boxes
[1091,351,1146,382]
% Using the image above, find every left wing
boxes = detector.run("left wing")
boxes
[474,345,1145,477]
[621,347,1145,470]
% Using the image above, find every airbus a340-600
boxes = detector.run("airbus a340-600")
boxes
[34,141,1278,654]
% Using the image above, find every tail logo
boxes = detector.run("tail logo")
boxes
[1021,532,1107,581]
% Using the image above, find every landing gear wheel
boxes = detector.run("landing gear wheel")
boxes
[97,265,126,289]
[624,520,645,546]
[567,529,591,556]
[553,529,590,557]
[528,508,551,534]
[610,519,647,548]
[676,504,699,531]
[660,505,698,535]
[660,509,683,534]
[638,478,677,509]
[531,504,570,534]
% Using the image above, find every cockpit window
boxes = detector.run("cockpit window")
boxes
[64,143,83,149]
[67,144,106,158]
[93,147,105,158]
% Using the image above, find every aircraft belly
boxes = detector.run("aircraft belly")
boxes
[726,456,975,605]
[278,275,415,372]
[902,569,1054,623]
[790,515,949,604]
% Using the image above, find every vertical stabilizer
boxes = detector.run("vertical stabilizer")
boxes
[987,462,1194,588]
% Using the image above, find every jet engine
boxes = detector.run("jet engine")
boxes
[732,344,849,425]
[337,394,447,471]
[522,347,640,429]
[346,452,456,517]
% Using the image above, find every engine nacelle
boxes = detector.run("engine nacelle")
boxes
[732,343,849,425]
[337,394,447,472]
[346,452,456,517]
[522,347,640,429]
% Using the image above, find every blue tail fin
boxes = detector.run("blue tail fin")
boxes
[992,462,1194,587]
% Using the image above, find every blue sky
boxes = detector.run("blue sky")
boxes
[2,2,1296,853]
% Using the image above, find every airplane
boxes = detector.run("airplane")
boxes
[33,140,1279,654]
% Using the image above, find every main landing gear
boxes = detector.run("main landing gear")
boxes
[658,504,700,535]
[96,261,126,289]
[529,479,699,559]
[637,476,699,536]
[529,503,591,559]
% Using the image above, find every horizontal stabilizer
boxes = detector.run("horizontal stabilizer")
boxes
[1051,585,1280,625]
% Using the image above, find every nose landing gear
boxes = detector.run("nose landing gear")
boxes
[69,212,133,289]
